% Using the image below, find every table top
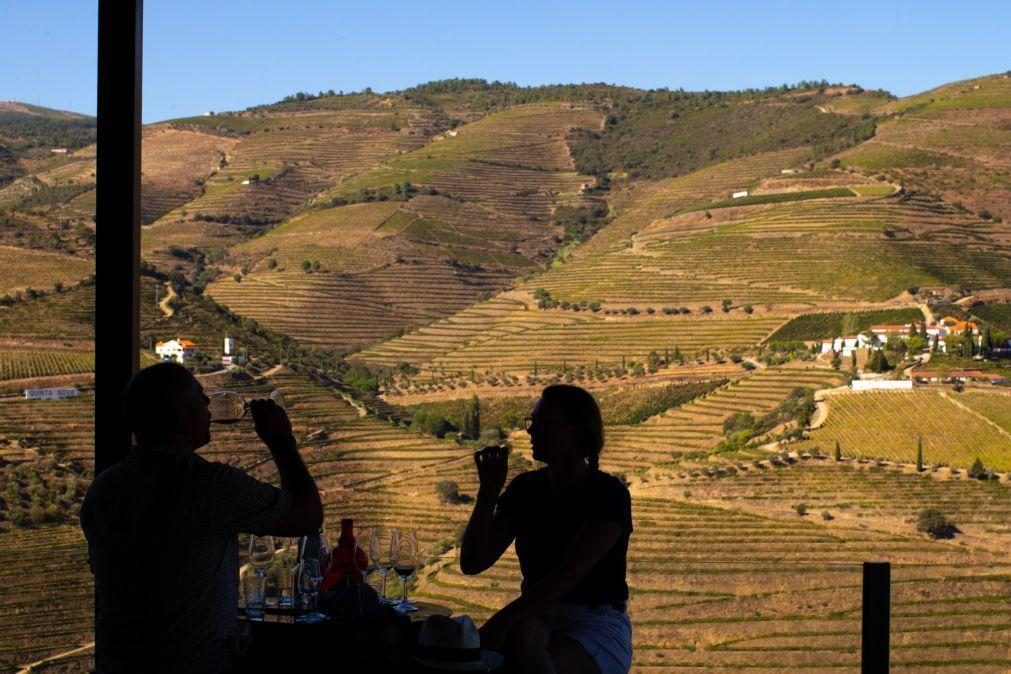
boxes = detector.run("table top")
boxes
[239,600,452,625]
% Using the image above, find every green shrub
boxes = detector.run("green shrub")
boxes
[917,509,956,539]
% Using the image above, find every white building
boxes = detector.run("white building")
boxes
[156,338,199,364]
[851,379,913,391]
[732,190,749,199]
[820,334,878,357]
[222,336,236,366]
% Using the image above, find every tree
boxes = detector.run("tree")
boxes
[916,436,924,472]
[830,350,841,370]
[267,257,277,270]
[460,395,481,440]
[436,480,463,504]
[701,305,713,314]
[917,509,955,539]
[743,304,754,315]
[301,259,312,273]
[834,441,842,461]
[721,299,733,313]
[968,458,989,480]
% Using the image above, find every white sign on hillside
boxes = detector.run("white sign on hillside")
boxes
[850,380,913,391]
[24,387,80,400]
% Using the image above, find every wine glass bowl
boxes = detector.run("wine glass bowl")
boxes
[249,535,275,575]
[208,390,285,424]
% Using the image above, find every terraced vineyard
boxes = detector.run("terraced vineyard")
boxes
[0,246,92,296]
[838,73,1011,224]
[765,308,926,342]
[799,390,1011,471]
[204,104,605,349]
[415,484,1011,673]
[604,364,846,473]
[0,350,94,381]
[141,109,432,263]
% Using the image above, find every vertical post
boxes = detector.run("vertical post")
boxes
[861,562,890,674]
[95,0,143,474]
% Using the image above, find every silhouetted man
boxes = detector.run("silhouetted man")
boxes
[81,362,323,673]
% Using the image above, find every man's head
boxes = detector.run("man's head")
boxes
[122,362,211,452]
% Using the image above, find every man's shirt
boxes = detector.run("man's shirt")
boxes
[81,445,291,673]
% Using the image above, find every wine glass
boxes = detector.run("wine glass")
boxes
[294,559,327,623]
[353,528,377,617]
[394,530,419,613]
[249,535,275,576]
[355,528,376,585]
[208,390,285,424]
[370,528,399,605]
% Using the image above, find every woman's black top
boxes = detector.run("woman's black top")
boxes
[497,467,632,607]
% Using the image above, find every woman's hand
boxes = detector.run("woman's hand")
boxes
[474,445,510,500]
[478,601,524,651]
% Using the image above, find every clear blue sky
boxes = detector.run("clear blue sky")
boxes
[3,1,1009,123]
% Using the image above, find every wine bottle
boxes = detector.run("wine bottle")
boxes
[320,518,366,592]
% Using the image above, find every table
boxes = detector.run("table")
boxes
[233,602,476,673]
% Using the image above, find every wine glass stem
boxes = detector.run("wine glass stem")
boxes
[380,568,387,601]
[400,575,408,606]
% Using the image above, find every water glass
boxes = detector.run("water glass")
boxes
[244,574,267,621]
[370,528,399,605]
[295,559,327,624]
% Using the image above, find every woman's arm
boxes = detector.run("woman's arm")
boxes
[460,446,515,575]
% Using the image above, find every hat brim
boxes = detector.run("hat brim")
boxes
[413,649,504,671]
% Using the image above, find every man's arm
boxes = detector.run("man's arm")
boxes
[252,400,323,535]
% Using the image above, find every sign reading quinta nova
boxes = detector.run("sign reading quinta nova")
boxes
[24,387,80,400]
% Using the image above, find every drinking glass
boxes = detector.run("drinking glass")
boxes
[394,530,419,613]
[274,539,296,608]
[352,532,377,618]
[370,528,399,605]
[249,535,275,576]
[208,390,285,424]
[243,573,267,621]
[294,559,327,623]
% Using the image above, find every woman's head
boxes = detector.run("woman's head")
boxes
[526,384,604,469]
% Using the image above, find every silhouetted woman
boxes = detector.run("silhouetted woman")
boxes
[460,384,632,674]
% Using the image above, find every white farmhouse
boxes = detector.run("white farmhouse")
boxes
[820,334,878,357]
[155,338,199,364]
[732,190,749,199]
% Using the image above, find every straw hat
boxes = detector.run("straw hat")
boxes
[413,615,504,671]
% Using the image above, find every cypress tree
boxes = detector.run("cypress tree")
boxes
[916,436,924,472]
[834,441,842,461]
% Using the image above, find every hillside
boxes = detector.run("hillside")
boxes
[2,75,1011,672]
[205,103,604,349]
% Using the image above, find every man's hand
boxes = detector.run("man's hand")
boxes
[250,399,293,450]
[474,445,509,500]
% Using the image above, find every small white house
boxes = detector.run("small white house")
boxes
[732,190,749,199]
[156,338,199,364]
[446,129,459,138]
[51,148,69,154]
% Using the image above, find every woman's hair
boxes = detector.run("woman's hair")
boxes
[540,384,604,470]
